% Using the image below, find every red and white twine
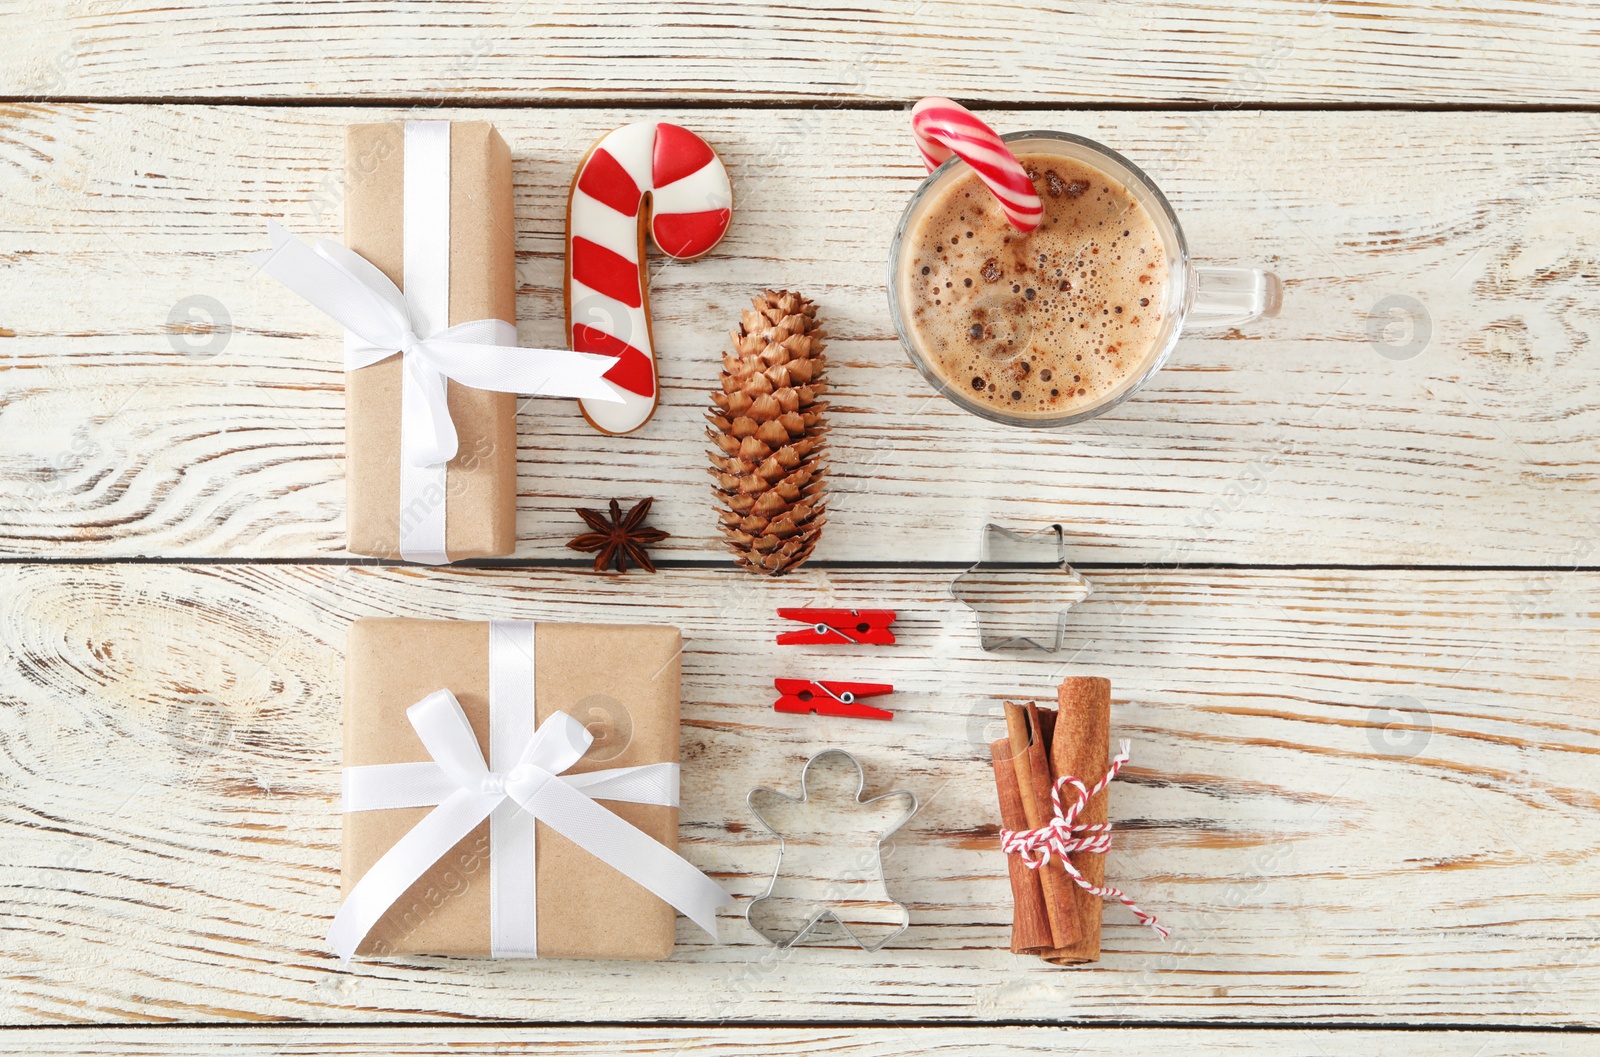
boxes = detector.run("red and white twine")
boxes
[999,740,1168,939]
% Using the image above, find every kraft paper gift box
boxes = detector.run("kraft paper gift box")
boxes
[340,618,687,960]
[344,122,518,560]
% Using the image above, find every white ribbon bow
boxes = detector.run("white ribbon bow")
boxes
[327,689,732,964]
[250,222,621,468]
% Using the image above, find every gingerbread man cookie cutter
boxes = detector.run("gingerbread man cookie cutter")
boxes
[746,749,918,952]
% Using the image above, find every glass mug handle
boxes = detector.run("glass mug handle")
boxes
[1185,265,1282,328]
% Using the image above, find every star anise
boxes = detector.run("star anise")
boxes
[567,497,670,573]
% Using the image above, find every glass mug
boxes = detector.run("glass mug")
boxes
[887,130,1278,427]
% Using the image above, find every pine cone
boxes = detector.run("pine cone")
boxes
[707,290,828,575]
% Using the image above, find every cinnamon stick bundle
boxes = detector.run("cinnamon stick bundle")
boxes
[986,676,1114,965]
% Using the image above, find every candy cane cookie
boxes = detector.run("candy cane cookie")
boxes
[566,122,734,434]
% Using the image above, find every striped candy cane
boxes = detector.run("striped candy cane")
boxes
[566,122,734,435]
[911,97,1043,232]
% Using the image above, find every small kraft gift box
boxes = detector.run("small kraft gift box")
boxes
[332,618,730,961]
[343,121,518,561]
[251,120,618,564]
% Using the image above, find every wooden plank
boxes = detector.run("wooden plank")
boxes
[1,562,1596,1025]
[3,105,1599,564]
[3,1,1598,105]
[0,1025,1589,1056]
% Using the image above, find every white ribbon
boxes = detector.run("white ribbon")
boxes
[327,625,731,963]
[398,120,452,565]
[250,122,622,563]
[341,758,683,815]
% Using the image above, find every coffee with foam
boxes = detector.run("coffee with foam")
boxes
[897,154,1170,419]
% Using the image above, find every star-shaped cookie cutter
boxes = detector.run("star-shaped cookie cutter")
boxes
[949,523,1093,652]
[745,749,918,951]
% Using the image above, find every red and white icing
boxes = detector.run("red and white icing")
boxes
[566,122,733,434]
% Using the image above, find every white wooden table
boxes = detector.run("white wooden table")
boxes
[3,3,1599,1054]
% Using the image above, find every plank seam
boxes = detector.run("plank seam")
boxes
[0,557,1594,574]
[7,96,1600,113]
[0,1021,1594,1033]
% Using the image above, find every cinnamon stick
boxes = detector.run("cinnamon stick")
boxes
[1043,676,1112,966]
[1004,701,1078,950]
[990,740,1053,954]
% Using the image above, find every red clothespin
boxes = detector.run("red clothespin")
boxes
[776,608,897,646]
[773,678,895,721]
